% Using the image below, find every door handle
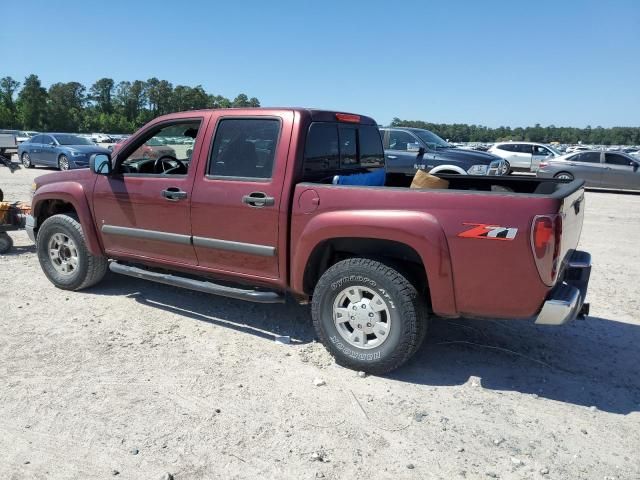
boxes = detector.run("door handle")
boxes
[242,191,274,207]
[387,155,398,159]
[161,187,187,201]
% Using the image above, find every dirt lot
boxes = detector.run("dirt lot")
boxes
[1,165,639,480]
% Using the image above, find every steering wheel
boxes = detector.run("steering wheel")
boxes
[153,155,185,174]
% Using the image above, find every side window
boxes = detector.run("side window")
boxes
[516,144,533,154]
[41,135,54,145]
[339,127,357,166]
[388,130,417,151]
[533,145,550,156]
[208,118,280,179]
[118,120,202,175]
[303,123,340,175]
[31,135,44,144]
[497,144,514,152]
[605,153,632,166]
[359,125,385,167]
[576,152,601,163]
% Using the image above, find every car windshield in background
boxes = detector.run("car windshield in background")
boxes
[414,130,450,149]
[53,135,94,146]
[548,145,562,156]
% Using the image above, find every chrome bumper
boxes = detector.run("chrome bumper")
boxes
[25,214,37,243]
[535,250,591,325]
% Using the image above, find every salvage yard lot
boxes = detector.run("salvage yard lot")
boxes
[1,166,639,479]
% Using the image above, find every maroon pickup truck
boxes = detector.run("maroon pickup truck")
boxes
[26,108,591,373]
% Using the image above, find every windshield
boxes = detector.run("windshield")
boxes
[53,134,94,146]
[413,129,450,149]
[548,145,562,156]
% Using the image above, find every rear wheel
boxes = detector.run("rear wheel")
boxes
[0,233,13,254]
[554,172,574,181]
[22,153,33,168]
[58,155,70,171]
[37,214,108,290]
[312,258,428,374]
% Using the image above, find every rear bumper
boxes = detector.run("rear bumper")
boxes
[535,250,591,325]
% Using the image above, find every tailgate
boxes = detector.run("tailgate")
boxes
[531,180,585,287]
[558,183,585,266]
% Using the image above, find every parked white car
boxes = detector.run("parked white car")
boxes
[488,142,562,173]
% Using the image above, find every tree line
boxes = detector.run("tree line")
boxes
[391,118,640,146]
[0,75,260,133]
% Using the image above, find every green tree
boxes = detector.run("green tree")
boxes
[47,82,86,131]
[89,78,115,114]
[16,74,47,130]
[0,76,20,128]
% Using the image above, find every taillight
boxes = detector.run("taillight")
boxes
[335,113,360,123]
[533,217,553,258]
[531,215,563,286]
[538,161,548,168]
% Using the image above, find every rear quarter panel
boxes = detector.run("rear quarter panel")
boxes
[291,184,561,318]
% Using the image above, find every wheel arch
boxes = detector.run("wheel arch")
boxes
[428,165,467,175]
[32,183,103,256]
[293,210,458,317]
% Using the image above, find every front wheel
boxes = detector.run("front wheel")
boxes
[312,258,428,374]
[37,214,108,290]
[22,153,33,168]
[58,155,70,171]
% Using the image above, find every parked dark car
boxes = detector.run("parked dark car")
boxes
[18,134,111,170]
[536,150,640,191]
[379,127,507,177]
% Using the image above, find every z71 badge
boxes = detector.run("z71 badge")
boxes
[458,223,518,241]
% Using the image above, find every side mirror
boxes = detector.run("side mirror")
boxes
[633,162,639,172]
[49,141,56,146]
[90,153,112,175]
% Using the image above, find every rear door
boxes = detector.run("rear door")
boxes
[603,153,637,189]
[27,135,45,164]
[93,116,207,265]
[562,151,602,186]
[189,111,293,282]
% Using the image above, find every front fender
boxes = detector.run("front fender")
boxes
[429,165,467,175]
[292,209,458,316]
[32,181,103,256]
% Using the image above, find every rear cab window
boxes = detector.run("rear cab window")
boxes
[303,122,384,181]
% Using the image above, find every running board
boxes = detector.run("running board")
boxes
[109,262,285,304]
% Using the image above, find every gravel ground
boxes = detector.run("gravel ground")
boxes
[1,165,639,480]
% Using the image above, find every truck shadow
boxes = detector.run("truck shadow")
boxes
[87,275,639,414]
[395,315,640,415]
[89,273,315,345]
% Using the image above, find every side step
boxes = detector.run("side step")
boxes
[109,262,285,304]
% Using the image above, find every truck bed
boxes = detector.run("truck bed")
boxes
[292,176,585,319]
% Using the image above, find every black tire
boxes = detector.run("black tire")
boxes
[58,155,70,171]
[311,258,428,374]
[554,171,574,181]
[22,152,33,168]
[36,214,108,290]
[503,161,511,175]
[0,232,13,254]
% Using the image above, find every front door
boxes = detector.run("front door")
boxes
[385,129,422,175]
[92,117,207,266]
[40,135,57,166]
[603,153,639,189]
[190,112,293,282]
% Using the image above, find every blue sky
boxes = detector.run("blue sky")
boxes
[2,0,639,127]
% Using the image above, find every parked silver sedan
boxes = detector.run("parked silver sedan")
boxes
[537,150,640,190]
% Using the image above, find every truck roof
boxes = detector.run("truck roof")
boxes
[154,108,378,126]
